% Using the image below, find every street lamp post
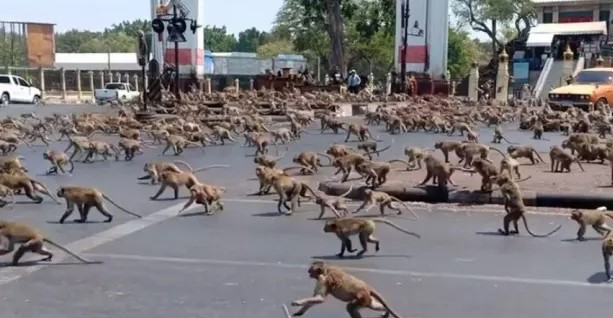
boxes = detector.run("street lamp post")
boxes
[399,0,424,93]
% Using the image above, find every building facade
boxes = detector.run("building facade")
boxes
[533,0,613,38]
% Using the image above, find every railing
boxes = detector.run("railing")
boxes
[573,56,585,77]
[533,57,553,98]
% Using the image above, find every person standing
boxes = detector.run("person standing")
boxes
[347,70,361,94]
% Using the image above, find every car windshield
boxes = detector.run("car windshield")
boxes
[574,71,613,84]
[105,83,125,90]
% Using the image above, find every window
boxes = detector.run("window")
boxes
[16,78,29,87]
[543,13,553,23]
[128,84,136,91]
[105,83,125,90]
[575,70,613,84]
[0,76,9,84]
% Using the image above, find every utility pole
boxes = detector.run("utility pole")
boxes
[172,1,180,99]
[399,0,424,94]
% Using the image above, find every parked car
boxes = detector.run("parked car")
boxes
[0,74,42,105]
[94,82,140,104]
[548,67,613,111]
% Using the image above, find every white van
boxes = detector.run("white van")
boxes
[0,74,42,105]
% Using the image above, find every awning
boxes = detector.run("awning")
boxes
[526,33,555,47]
[531,21,608,36]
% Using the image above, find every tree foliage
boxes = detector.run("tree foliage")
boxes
[257,39,295,58]
[447,28,479,80]
[452,0,536,53]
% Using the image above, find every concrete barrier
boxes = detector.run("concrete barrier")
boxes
[318,181,613,209]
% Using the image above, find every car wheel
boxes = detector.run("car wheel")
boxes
[121,95,127,99]
[32,95,40,105]
[597,97,608,106]
[0,93,9,105]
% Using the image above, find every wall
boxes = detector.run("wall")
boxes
[25,23,55,68]
[394,0,449,78]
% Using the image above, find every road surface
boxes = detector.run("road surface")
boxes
[0,104,605,318]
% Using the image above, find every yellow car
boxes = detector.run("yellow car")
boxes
[548,67,613,111]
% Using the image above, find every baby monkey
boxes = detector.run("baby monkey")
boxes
[324,217,420,258]
[43,150,74,174]
[0,220,100,266]
[570,206,613,241]
[288,261,403,318]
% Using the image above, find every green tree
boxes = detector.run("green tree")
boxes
[447,28,478,79]
[203,25,237,52]
[0,35,27,66]
[256,39,295,58]
[235,28,271,52]
[452,0,536,54]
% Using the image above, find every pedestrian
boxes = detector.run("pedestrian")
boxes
[346,70,361,94]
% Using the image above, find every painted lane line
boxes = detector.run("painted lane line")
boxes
[0,201,191,286]
[84,252,613,289]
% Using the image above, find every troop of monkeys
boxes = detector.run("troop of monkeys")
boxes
[3,94,613,318]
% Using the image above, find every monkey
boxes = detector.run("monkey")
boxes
[270,174,318,215]
[569,207,613,241]
[402,147,428,170]
[292,151,333,174]
[447,122,472,136]
[64,136,91,161]
[162,135,205,156]
[56,186,142,223]
[243,131,262,147]
[332,153,368,183]
[602,232,613,282]
[434,140,463,163]
[507,145,546,164]
[324,217,420,258]
[490,147,522,180]
[0,220,101,266]
[419,152,458,189]
[25,130,51,146]
[178,183,226,215]
[137,161,225,185]
[83,141,120,163]
[117,127,140,140]
[0,184,16,207]
[532,121,549,140]
[289,261,403,318]
[251,165,310,196]
[344,123,378,142]
[271,127,295,144]
[149,170,202,200]
[356,141,392,160]
[313,185,353,219]
[0,140,18,155]
[0,173,46,204]
[458,143,492,167]
[354,161,390,188]
[212,126,237,145]
[549,145,585,173]
[252,135,274,156]
[352,188,419,219]
[466,157,499,192]
[466,129,479,143]
[495,176,562,237]
[118,138,155,161]
[0,155,27,173]
[43,150,74,175]
[492,125,515,144]
[326,143,354,158]
[253,152,285,168]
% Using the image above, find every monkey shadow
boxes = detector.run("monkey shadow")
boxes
[177,211,217,217]
[596,185,613,189]
[0,259,101,267]
[559,237,601,243]
[587,272,611,284]
[137,181,155,185]
[150,196,190,201]
[308,214,388,221]
[252,211,287,217]
[46,220,107,224]
[475,231,525,237]
[311,254,411,260]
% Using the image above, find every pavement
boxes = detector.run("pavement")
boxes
[0,104,610,318]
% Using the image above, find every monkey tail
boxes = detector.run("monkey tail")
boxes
[43,238,101,264]
[533,150,547,164]
[490,147,506,158]
[575,157,586,172]
[192,164,230,173]
[369,290,403,318]
[67,159,74,173]
[502,136,517,144]
[338,184,353,198]
[514,175,532,183]
[390,197,420,220]
[301,183,319,197]
[521,215,562,238]
[372,218,420,238]
[370,142,393,155]
[101,194,142,218]
[316,152,333,165]
[172,160,194,172]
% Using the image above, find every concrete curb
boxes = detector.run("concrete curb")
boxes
[317,181,613,210]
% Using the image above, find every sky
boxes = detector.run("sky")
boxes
[2,0,284,35]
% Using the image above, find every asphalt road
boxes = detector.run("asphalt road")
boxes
[0,104,603,318]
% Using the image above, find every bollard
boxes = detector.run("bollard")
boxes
[38,67,45,95]
[385,73,392,95]
[60,68,67,101]
[324,74,330,85]
[115,72,121,82]
[133,74,139,91]
[123,73,129,83]
[234,78,240,94]
[106,71,113,83]
[88,71,95,103]
[76,69,82,102]
[367,72,374,92]
[99,72,105,89]
[205,78,212,95]
[249,78,254,90]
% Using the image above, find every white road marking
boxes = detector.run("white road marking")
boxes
[0,196,567,286]
[84,252,613,289]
